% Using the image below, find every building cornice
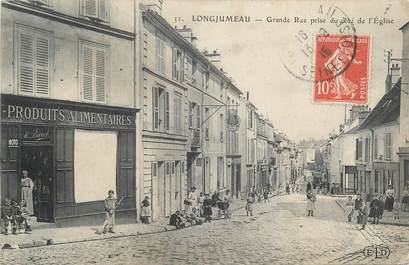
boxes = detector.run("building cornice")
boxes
[3,1,135,40]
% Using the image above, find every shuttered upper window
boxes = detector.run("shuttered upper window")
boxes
[79,41,107,103]
[17,26,51,97]
[81,0,109,23]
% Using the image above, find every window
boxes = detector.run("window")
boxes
[184,55,193,83]
[16,26,51,97]
[189,102,195,128]
[156,34,166,75]
[81,0,109,22]
[173,92,183,134]
[373,136,378,159]
[364,138,370,162]
[247,109,253,129]
[27,0,52,7]
[219,114,224,142]
[151,163,157,178]
[384,133,392,160]
[152,86,169,131]
[79,41,106,103]
[355,139,363,161]
[201,71,208,90]
[204,108,209,140]
[172,48,183,82]
[196,105,201,129]
[217,157,224,189]
[74,130,116,203]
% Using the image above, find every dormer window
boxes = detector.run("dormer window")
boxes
[81,0,109,23]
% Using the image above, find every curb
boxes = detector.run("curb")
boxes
[2,192,283,250]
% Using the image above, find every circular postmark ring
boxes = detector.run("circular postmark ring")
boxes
[280,4,357,83]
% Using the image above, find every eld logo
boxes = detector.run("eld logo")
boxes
[362,245,391,259]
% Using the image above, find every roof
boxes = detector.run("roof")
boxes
[143,10,243,95]
[358,79,401,130]
[399,21,409,30]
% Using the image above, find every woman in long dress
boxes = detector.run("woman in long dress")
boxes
[385,186,395,211]
[21,170,34,215]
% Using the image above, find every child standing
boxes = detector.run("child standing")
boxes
[393,198,401,220]
[345,196,355,222]
[198,192,205,217]
[102,190,120,234]
[360,200,369,230]
[1,198,14,235]
[140,196,151,224]
[306,192,316,217]
[203,193,213,222]
[263,189,269,203]
[19,200,32,233]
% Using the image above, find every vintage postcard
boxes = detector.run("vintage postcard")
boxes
[1,0,409,264]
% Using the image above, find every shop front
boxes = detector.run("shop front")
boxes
[1,94,138,227]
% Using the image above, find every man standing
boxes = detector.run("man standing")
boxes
[306,181,312,193]
[355,194,363,224]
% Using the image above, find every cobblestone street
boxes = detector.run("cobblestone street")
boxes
[2,194,408,265]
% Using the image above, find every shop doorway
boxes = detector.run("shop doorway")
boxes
[21,146,54,222]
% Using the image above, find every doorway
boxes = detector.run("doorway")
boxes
[21,145,54,222]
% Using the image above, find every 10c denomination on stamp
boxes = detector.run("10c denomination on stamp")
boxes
[313,34,370,104]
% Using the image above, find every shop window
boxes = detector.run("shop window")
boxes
[74,129,117,203]
[16,26,51,97]
[80,0,109,23]
[79,41,107,103]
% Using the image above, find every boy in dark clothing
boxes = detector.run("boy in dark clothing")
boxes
[355,195,363,224]
[2,198,14,235]
[203,193,213,222]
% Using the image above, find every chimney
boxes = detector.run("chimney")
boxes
[176,25,197,46]
[349,105,369,123]
[385,63,401,93]
[204,49,221,68]
[141,0,163,14]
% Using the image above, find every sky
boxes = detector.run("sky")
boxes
[161,0,408,142]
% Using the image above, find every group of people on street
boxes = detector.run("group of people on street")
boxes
[343,187,405,230]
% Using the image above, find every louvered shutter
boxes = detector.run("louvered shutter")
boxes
[95,49,106,103]
[83,0,97,18]
[98,0,108,22]
[34,32,50,96]
[82,45,94,101]
[153,87,159,130]
[183,56,188,82]
[19,30,35,95]
[172,48,177,80]
[165,91,170,130]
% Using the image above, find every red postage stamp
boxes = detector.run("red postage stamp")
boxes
[313,34,370,104]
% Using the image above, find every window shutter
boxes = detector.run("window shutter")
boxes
[82,45,94,101]
[19,31,35,95]
[34,33,50,96]
[165,91,170,130]
[98,0,107,21]
[95,49,106,103]
[83,0,97,18]
[196,105,201,129]
[183,56,188,82]
[152,87,159,130]
[172,48,177,80]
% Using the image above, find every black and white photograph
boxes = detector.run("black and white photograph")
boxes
[0,0,409,264]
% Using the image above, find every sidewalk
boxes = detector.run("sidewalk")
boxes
[335,197,409,226]
[1,192,279,250]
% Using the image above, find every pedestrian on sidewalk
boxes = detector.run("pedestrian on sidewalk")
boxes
[369,195,381,224]
[203,193,213,222]
[198,192,205,217]
[140,196,151,224]
[222,190,232,219]
[402,188,409,212]
[355,194,363,224]
[385,186,395,211]
[378,195,385,220]
[246,187,257,216]
[306,192,316,217]
[101,190,123,234]
[345,196,355,222]
[186,187,198,214]
[263,189,269,202]
[306,181,312,193]
[393,198,401,220]
[1,197,14,235]
[360,199,369,230]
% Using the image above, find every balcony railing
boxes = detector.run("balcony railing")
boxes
[191,128,201,148]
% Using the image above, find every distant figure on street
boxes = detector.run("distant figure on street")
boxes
[169,210,185,229]
[326,182,330,195]
[354,194,363,224]
[246,187,257,216]
[212,191,220,207]
[360,199,370,230]
[140,196,151,224]
[203,193,213,222]
[306,182,312,193]
[198,192,205,217]
[101,190,123,234]
[378,195,385,220]
[402,188,409,211]
[186,187,198,213]
[285,184,290,194]
[263,189,269,202]
[306,192,316,216]
[369,195,380,224]
[345,196,355,222]
[393,198,401,220]
[21,170,34,216]
[385,186,394,211]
